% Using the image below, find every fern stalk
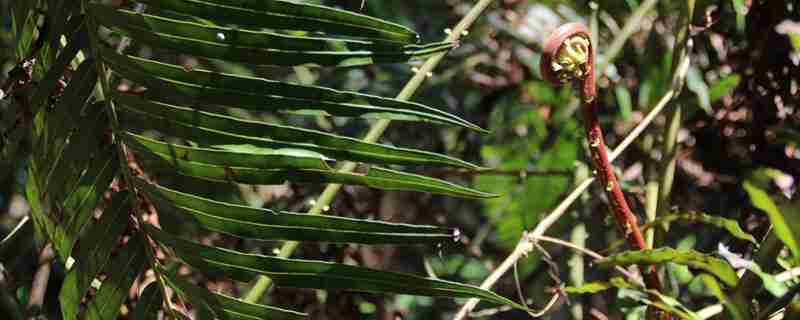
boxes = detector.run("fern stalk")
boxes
[243,0,497,303]
[539,22,664,297]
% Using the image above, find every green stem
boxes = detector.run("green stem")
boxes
[597,0,658,71]
[568,224,588,320]
[650,0,694,248]
[655,105,681,226]
[242,0,497,303]
[645,172,659,248]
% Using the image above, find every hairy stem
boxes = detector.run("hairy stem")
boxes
[582,97,663,290]
[577,71,664,304]
[541,21,663,293]
[243,0,497,303]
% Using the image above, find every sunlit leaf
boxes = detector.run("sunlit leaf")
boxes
[131,0,419,43]
[564,277,700,320]
[29,15,86,115]
[597,248,738,287]
[88,4,448,67]
[135,178,456,244]
[98,47,482,131]
[642,210,756,244]
[112,91,477,168]
[60,191,132,320]
[128,142,495,199]
[744,181,800,265]
[164,270,306,320]
[146,225,525,310]
[122,132,332,171]
[708,74,741,104]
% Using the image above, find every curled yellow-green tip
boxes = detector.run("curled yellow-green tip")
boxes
[552,35,591,83]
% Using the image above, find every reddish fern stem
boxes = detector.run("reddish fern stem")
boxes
[540,23,664,294]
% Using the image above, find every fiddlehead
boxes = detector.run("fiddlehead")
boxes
[541,23,591,85]
[541,23,669,319]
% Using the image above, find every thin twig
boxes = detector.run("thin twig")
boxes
[26,243,55,319]
[513,243,561,318]
[535,235,639,282]
[459,233,644,319]
[453,232,535,320]
[468,304,516,317]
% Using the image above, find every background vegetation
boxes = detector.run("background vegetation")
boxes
[0,0,799,319]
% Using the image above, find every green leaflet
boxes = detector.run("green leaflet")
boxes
[88,4,449,67]
[41,107,109,207]
[28,107,119,259]
[26,169,73,259]
[29,14,86,115]
[11,0,36,59]
[742,263,788,298]
[84,233,148,320]
[25,145,119,261]
[60,191,132,320]
[708,74,741,104]
[62,148,121,237]
[135,177,455,244]
[617,288,701,320]
[642,210,756,244]
[113,91,478,168]
[213,292,306,320]
[596,248,739,287]
[127,138,494,199]
[146,225,525,310]
[744,181,800,265]
[2,13,86,174]
[98,47,483,131]
[33,60,98,189]
[564,278,700,319]
[163,270,306,320]
[563,278,629,294]
[122,132,332,170]
[131,0,418,43]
